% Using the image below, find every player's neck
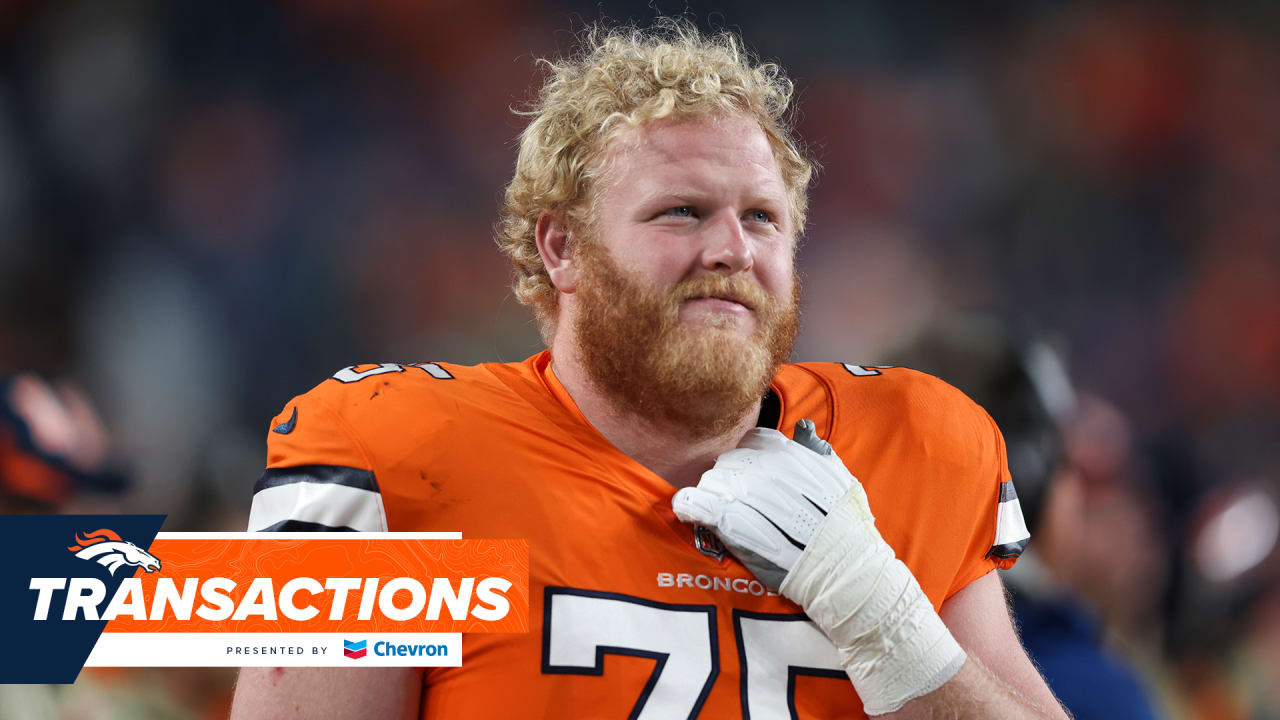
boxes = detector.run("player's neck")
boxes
[549,343,760,490]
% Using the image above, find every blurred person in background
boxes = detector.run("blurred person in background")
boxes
[891,317,1164,720]
[0,372,124,513]
[1163,470,1280,719]
[0,372,236,719]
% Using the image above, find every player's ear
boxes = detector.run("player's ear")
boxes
[535,210,578,294]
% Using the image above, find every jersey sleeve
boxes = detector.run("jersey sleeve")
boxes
[951,404,1030,588]
[247,381,388,532]
[902,370,1030,598]
[802,363,1031,605]
[984,412,1032,563]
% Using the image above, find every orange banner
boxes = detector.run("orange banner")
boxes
[100,537,528,634]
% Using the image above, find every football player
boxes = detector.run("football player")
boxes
[233,20,1067,719]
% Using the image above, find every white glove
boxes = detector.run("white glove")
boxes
[672,420,966,715]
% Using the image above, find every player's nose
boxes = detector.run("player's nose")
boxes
[699,212,753,274]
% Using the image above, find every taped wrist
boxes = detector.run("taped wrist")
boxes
[779,490,966,716]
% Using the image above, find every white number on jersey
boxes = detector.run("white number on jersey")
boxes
[331,362,453,383]
[734,610,846,718]
[543,588,718,719]
[840,364,894,377]
[543,588,850,718]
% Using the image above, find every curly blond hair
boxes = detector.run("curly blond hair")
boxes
[497,19,814,341]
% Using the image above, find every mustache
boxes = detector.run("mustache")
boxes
[671,275,774,312]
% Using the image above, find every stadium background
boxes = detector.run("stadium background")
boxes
[0,1,1276,718]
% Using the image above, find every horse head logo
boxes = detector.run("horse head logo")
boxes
[67,529,162,576]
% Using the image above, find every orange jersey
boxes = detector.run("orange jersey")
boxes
[249,351,1028,718]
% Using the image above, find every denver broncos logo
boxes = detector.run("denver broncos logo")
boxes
[67,528,162,576]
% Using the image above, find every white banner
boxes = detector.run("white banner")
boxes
[85,633,462,667]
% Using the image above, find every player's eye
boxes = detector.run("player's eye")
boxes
[665,205,696,218]
[746,209,774,225]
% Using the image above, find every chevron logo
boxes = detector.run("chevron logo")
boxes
[343,639,367,659]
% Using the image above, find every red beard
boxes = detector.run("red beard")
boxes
[572,240,800,439]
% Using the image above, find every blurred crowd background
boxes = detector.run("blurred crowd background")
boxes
[1,1,1277,718]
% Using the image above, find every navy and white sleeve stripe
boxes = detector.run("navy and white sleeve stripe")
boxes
[248,464,388,532]
[988,481,1030,559]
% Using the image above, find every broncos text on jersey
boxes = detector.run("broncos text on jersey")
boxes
[248,351,1028,719]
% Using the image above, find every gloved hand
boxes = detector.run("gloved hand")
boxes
[672,420,966,715]
[671,419,845,589]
